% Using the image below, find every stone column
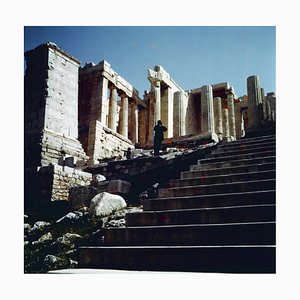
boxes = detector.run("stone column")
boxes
[108,85,118,131]
[200,85,214,134]
[118,93,129,138]
[222,108,230,141]
[148,87,156,143]
[174,91,186,137]
[129,102,139,145]
[266,101,271,121]
[154,81,161,124]
[227,92,237,139]
[247,75,262,129]
[213,97,223,140]
[235,104,243,139]
[96,77,109,125]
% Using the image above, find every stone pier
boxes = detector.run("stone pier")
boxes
[247,75,262,132]
[24,42,88,168]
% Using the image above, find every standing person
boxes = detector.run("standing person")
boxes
[125,147,132,159]
[153,120,167,156]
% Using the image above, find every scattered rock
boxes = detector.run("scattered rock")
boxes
[44,254,61,265]
[24,223,31,231]
[33,232,53,245]
[56,233,82,247]
[91,174,106,186]
[56,212,83,223]
[28,221,51,234]
[77,206,89,214]
[69,259,78,268]
[89,192,127,217]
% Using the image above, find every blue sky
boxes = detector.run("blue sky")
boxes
[24,26,275,98]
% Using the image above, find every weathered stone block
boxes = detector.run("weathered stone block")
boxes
[68,185,98,210]
[107,180,131,195]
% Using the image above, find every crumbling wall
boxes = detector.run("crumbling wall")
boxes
[87,121,133,164]
[36,164,92,202]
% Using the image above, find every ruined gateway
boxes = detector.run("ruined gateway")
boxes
[24,42,276,206]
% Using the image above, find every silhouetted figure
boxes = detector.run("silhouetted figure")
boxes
[153,120,167,156]
[125,147,132,159]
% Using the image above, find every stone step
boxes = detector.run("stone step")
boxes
[104,222,275,246]
[221,135,275,147]
[125,204,275,226]
[202,150,275,164]
[158,179,275,198]
[219,136,276,148]
[209,144,276,158]
[78,245,275,273]
[216,139,275,152]
[182,162,275,179]
[193,154,276,170]
[142,190,276,211]
[170,170,275,188]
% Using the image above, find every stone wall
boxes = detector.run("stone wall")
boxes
[35,164,92,202]
[87,120,133,164]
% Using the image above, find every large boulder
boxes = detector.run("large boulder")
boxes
[89,192,127,217]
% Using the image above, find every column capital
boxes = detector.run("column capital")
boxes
[109,84,117,91]
[149,78,161,87]
[226,87,234,96]
[118,91,128,98]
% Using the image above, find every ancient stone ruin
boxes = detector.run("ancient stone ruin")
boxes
[24,42,276,207]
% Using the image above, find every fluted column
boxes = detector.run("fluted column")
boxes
[213,97,223,139]
[174,91,186,137]
[222,108,230,140]
[148,96,155,143]
[108,85,118,131]
[235,103,243,139]
[154,81,161,124]
[118,93,128,138]
[130,102,139,144]
[201,85,214,133]
[227,92,236,139]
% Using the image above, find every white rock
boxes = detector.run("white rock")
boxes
[44,254,61,264]
[28,221,50,234]
[33,232,53,245]
[89,192,127,217]
[56,212,82,223]
[56,233,82,246]
[92,174,106,184]
[24,223,31,231]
